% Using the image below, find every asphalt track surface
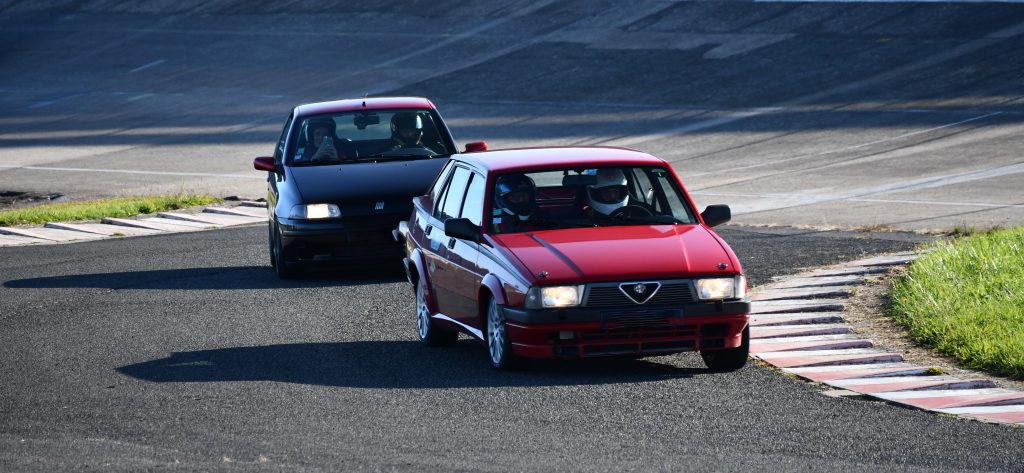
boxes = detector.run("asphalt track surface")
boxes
[11,225,1024,473]
[3,1,1024,471]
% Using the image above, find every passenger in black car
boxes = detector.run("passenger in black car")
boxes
[299,118,339,162]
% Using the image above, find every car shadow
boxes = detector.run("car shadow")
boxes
[117,340,706,389]
[3,263,406,290]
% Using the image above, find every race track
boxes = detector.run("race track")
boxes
[2,1,1024,471]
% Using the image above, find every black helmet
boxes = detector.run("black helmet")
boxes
[305,117,336,144]
[495,174,536,220]
[391,112,423,143]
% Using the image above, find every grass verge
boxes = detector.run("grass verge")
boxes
[0,194,222,226]
[889,227,1024,379]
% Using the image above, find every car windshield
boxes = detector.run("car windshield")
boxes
[288,108,454,166]
[489,165,699,234]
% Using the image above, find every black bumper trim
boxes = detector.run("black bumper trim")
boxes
[502,300,750,324]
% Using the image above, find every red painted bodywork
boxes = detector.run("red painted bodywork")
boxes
[253,156,276,172]
[491,225,738,285]
[400,146,749,360]
[464,141,488,153]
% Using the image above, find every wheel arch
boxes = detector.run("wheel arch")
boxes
[477,273,507,332]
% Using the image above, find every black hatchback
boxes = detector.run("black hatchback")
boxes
[253,97,487,278]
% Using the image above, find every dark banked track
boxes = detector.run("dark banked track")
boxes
[3,1,1024,471]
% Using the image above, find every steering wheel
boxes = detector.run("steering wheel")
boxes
[609,203,655,219]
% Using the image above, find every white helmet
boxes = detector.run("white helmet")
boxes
[588,168,629,216]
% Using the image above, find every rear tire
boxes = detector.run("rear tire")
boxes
[486,297,520,370]
[416,280,457,346]
[701,326,749,372]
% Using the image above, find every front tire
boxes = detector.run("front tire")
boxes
[701,326,749,372]
[271,221,301,279]
[486,297,519,370]
[416,280,457,346]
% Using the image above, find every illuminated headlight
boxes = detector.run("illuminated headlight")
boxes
[525,285,585,309]
[696,276,746,300]
[289,204,341,220]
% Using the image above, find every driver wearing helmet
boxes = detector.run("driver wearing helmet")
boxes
[391,112,426,149]
[583,168,630,219]
[492,173,541,233]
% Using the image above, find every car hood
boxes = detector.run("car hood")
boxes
[491,225,737,284]
[288,158,447,217]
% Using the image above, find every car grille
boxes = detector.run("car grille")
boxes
[584,280,695,308]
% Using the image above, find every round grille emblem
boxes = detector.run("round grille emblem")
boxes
[634,284,646,295]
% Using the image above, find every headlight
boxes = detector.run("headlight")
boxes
[289,203,341,220]
[696,277,745,300]
[525,285,585,309]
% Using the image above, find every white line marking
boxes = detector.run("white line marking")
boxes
[757,0,1024,3]
[0,165,263,180]
[128,59,165,74]
[691,192,1024,209]
[940,405,1024,415]
[876,389,1017,400]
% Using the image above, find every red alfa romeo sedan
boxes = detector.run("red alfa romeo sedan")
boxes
[396,147,750,370]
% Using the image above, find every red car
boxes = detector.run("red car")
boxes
[396,147,750,370]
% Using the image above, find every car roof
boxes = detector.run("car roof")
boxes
[455,146,667,174]
[295,97,436,117]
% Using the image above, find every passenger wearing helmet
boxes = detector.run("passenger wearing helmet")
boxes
[491,174,540,233]
[584,168,630,218]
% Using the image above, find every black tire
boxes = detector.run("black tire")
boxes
[485,297,520,370]
[268,221,277,268]
[271,222,301,279]
[416,280,457,346]
[701,326,749,372]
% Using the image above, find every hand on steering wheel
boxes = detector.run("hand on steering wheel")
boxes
[609,204,655,219]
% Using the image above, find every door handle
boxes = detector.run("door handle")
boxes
[448,238,457,249]
[425,225,432,236]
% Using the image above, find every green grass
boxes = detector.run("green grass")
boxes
[0,194,222,226]
[889,227,1024,379]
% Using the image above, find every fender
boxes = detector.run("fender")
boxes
[481,273,508,306]
[407,248,439,313]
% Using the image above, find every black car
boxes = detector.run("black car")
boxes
[253,97,487,278]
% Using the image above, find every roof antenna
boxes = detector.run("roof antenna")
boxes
[362,92,369,108]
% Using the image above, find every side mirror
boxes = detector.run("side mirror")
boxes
[464,141,488,153]
[444,218,481,243]
[253,156,278,173]
[701,205,731,228]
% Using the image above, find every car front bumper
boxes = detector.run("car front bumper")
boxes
[501,300,750,359]
[278,217,404,264]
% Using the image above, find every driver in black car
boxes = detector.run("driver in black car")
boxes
[390,112,444,154]
[390,112,425,149]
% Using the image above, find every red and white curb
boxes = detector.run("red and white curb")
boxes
[0,201,267,247]
[750,252,1024,427]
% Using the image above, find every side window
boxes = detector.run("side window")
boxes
[437,167,471,220]
[274,114,293,163]
[652,170,697,223]
[460,173,486,227]
[630,168,654,206]
[429,161,455,205]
